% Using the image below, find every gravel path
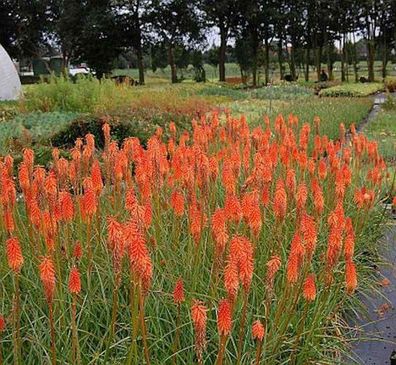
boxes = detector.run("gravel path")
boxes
[352,222,396,365]
[350,92,396,364]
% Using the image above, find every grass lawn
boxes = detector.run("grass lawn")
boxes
[113,60,396,85]
[364,106,396,162]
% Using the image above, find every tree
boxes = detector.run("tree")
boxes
[51,0,85,68]
[151,0,202,83]
[1,0,53,59]
[202,0,240,82]
[116,0,152,84]
[0,0,18,58]
[75,0,122,78]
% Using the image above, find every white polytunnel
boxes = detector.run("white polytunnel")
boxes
[0,44,22,101]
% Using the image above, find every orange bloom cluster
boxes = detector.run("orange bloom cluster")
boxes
[0,111,388,364]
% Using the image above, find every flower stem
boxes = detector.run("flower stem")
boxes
[71,294,81,365]
[139,283,150,365]
[215,335,227,365]
[172,304,181,365]
[103,274,120,364]
[236,291,248,365]
[13,274,21,365]
[254,340,263,365]
[49,302,56,365]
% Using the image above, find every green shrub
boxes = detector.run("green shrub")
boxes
[319,82,384,97]
[250,84,313,99]
[197,84,247,100]
[384,77,396,92]
[22,75,138,113]
[0,101,19,122]
[0,112,79,155]
[50,111,194,149]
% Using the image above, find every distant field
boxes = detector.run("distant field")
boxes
[113,61,396,85]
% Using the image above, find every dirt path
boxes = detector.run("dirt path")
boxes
[350,92,396,364]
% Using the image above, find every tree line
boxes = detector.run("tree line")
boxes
[1,0,395,84]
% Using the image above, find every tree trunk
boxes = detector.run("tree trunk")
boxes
[264,36,269,85]
[315,46,322,81]
[341,36,346,82]
[352,33,358,82]
[278,38,284,80]
[252,33,258,87]
[136,37,145,85]
[219,26,227,82]
[168,45,177,83]
[367,39,375,82]
[305,48,310,81]
[326,38,333,80]
[381,41,387,79]
[289,42,296,81]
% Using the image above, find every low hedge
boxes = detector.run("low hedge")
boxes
[319,82,384,97]
[50,110,195,149]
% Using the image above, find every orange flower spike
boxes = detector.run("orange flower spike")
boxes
[286,252,299,284]
[91,160,103,194]
[345,259,357,294]
[143,202,152,229]
[217,299,232,336]
[23,148,34,173]
[303,274,316,301]
[296,183,308,211]
[238,237,254,292]
[73,241,83,261]
[266,255,281,289]
[169,121,176,136]
[3,209,15,233]
[6,237,23,273]
[344,217,355,261]
[0,314,5,332]
[18,163,30,193]
[102,122,111,146]
[286,169,296,194]
[59,191,74,222]
[81,189,97,222]
[173,278,185,305]
[191,300,207,362]
[318,159,327,180]
[39,257,56,301]
[170,191,184,217]
[68,266,81,294]
[252,320,265,341]
[224,259,239,301]
[300,213,317,260]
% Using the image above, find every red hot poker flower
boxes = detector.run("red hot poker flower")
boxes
[68,266,81,294]
[217,299,232,336]
[252,320,265,341]
[191,300,207,362]
[6,237,23,273]
[173,278,185,305]
[0,314,5,332]
[345,259,357,295]
[39,257,56,301]
[303,274,316,301]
